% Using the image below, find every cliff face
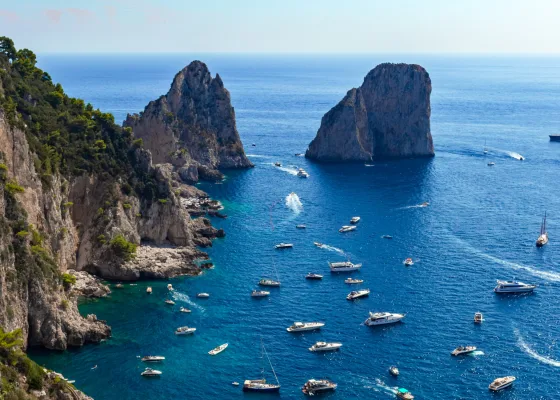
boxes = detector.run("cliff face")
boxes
[306,63,434,161]
[124,61,253,182]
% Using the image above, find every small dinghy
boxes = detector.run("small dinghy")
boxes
[488,162,495,166]
[146,287,152,294]
[296,224,306,229]
[345,278,364,284]
[141,356,165,362]
[474,312,483,323]
[179,307,191,313]
[115,283,123,289]
[197,293,210,298]
[404,258,414,266]
[350,216,361,224]
[175,326,196,335]
[389,366,400,376]
[208,343,228,355]
[232,382,240,386]
[141,368,162,377]
[164,299,175,305]
[167,283,173,291]
[251,290,270,297]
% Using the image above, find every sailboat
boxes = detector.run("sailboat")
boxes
[536,212,549,247]
[483,140,488,154]
[243,341,281,393]
[259,258,281,287]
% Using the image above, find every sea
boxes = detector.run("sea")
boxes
[28,54,560,399]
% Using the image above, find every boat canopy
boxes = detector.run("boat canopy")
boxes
[398,388,410,394]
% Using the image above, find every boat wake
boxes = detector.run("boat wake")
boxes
[172,292,206,313]
[318,244,346,255]
[369,378,398,397]
[514,328,560,367]
[468,350,485,357]
[285,192,303,214]
[276,166,298,176]
[504,150,524,160]
[246,154,271,159]
[398,203,428,210]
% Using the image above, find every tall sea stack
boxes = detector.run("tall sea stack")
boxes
[305,63,434,161]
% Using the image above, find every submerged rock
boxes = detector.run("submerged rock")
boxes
[306,63,434,161]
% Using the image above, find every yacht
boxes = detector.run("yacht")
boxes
[175,326,196,335]
[251,290,270,297]
[302,379,337,395]
[164,299,175,305]
[296,224,306,229]
[274,162,282,167]
[396,388,414,400]
[389,366,399,376]
[404,258,414,266]
[141,368,162,377]
[488,161,495,166]
[493,280,536,293]
[339,225,357,233]
[345,278,364,284]
[350,216,361,224]
[297,168,310,178]
[346,289,370,300]
[329,261,362,272]
[536,212,548,247]
[287,322,325,332]
[488,376,516,392]
[308,342,342,352]
[259,278,281,287]
[197,293,210,298]
[274,243,293,249]
[364,312,405,326]
[146,287,152,294]
[167,283,173,291]
[141,356,165,362]
[179,307,191,313]
[243,341,281,393]
[474,312,483,323]
[451,346,477,356]
[306,273,323,280]
[208,343,228,356]
[314,242,324,247]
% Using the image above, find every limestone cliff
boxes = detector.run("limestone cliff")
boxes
[306,63,434,161]
[124,61,253,182]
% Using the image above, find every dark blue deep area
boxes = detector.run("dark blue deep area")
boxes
[28,54,560,399]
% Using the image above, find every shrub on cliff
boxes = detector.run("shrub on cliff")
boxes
[110,234,137,261]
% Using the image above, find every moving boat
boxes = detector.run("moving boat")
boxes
[179,307,191,313]
[350,216,361,224]
[536,212,548,247]
[259,278,281,287]
[197,293,210,298]
[474,312,483,323]
[345,278,364,284]
[243,341,281,393]
[488,162,495,166]
[403,258,414,266]
[306,273,323,280]
[309,342,342,352]
[389,366,399,376]
[141,356,165,362]
[275,243,293,249]
[208,343,228,356]
[451,346,477,356]
[141,368,162,377]
[420,201,429,207]
[396,388,414,400]
[346,289,370,300]
[329,261,362,272]
[314,242,324,247]
[493,280,536,293]
[274,162,282,167]
[146,287,152,294]
[167,283,173,291]
[251,290,270,297]
[164,299,175,305]
[364,312,405,326]
[488,376,516,392]
[302,379,337,395]
[382,235,393,239]
[175,326,196,335]
[339,225,357,233]
[296,224,306,229]
[287,322,324,332]
[297,168,310,178]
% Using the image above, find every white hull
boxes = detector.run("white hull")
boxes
[365,313,405,326]
[309,343,342,352]
[208,343,228,355]
[330,264,362,272]
[494,287,535,293]
[287,323,324,332]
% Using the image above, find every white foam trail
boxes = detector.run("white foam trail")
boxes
[398,204,428,210]
[364,164,375,167]
[277,166,298,176]
[372,378,398,397]
[469,350,485,356]
[172,291,206,313]
[493,148,524,160]
[246,154,271,159]
[318,244,346,255]
[515,328,560,367]
[285,193,303,214]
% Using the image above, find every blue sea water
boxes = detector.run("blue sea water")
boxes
[28,54,560,399]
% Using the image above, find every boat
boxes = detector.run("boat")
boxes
[197,293,210,298]
[493,280,536,293]
[451,346,477,356]
[389,366,399,376]
[167,283,173,291]
[115,283,123,288]
[179,307,191,313]
[306,273,323,280]
[164,299,175,305]
[146,287,152,294]
[488,162,495,166]
[274,162,282,167]
[350,216,361,224]
[329,261,362,272]
[474,312,483,323]
[420,201,429,207]
[488,376,516,392]
[550,134,560,142]
[382,235,393,239]
[296,224,306,229]
[232,382,240,386]
[314,242,323,247]
[297,168,309,178]
[141,356,165,362]
[308,342,342,352]
[175,326,196,335]
[141,368,162,377]
[251,290,270,297]
[302,379,337,395]
[287,322,324,332]
[403,258,414,266]
[259,278,281,287]
[396,388,414,400]
[484,140,488,154]
[243,341,280,393]
[295,153,304,156]
[345,278,363,284]
[536,212,548,247]
[208,343,228,355]
[364,312,405,326]
[339,225,357,233]
[274,243,293,249]
[346,289,370,300]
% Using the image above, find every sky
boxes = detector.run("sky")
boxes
[0,0,559,54]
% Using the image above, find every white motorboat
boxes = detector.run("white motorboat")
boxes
[141,368,162,377]
[232,382,240,386]
[451,346,477,356]
[474,312,483,323]
[115,283,123,288]
[208,343,228,355]
[197,293,210,298]
[251,290,270,297]
[259,278,281,287]
[167,283,173,291]
[488,161,495,166]
[346,289,370,300]
[350,216,361,224]
[305,273,323,280]
[364,312,405,326]
[314,242,323,247]
[382,234,393,239]
[339,225,357,233]
[287,322,324,332]
[329,261,362,272]
[146,287,152,294]
[308,342,342,352]
[396,388,414,399]
[164,299,175,305]
[389,366,399,376]
[297,168,309,178]
[493,280,536,293]
[274,162,282,167]
[296,224,306,229]
[274,243,293,249]
[536,212,548,247]
[488,376,516,392]
[403,258,414,266]
[345,278,363,284]
[141,355,165,362]
[302,379,337,395]
[175,326,196,335]
[179,307,191,313]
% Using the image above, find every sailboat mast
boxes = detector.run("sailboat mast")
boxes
[262,343,280,385]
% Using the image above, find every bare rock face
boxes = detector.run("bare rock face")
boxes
[124,61,253,182]
[306,63,434,161]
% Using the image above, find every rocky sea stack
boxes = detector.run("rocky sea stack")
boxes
[305,63,434,162]
[124,61,253,183]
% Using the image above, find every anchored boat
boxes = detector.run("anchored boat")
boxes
[451,346,477,356]
[306,273,323,280]
[274,243,293,249]
[287,322,324,332]
[302,379,337,395]
[488,376,516,391]
[243,341,281,393]
[536,212,549,247]
[339,225,357,233]
[364,312,405,326]
[329,261,362,272]
[346,289,370,300]
[309,342,342,352]
[350,216,361,224]
[494,280,536,294]
[474,312,483,323]
[251,290,270,297]
[141,356,165,362]
[141,368,162,377]
[208,343,228,356]
[175,326,196,335]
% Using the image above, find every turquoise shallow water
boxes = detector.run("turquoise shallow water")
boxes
[29,54,560,399]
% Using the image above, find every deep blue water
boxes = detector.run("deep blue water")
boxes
[29,54,560,399]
